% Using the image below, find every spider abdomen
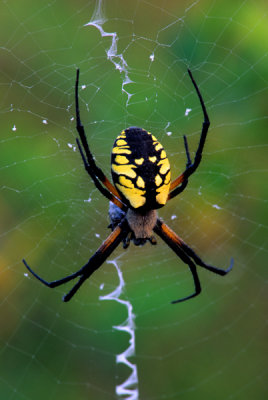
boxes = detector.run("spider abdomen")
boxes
[111,127,171,211]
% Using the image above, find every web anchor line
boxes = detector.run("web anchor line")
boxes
[99,260,139,400]
[86,4,138,398]
[85,0,133,105]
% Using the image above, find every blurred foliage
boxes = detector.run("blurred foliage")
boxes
[0,1,267,399]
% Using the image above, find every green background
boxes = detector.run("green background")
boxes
[1,1,267,399]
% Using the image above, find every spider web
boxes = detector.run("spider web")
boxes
[1,0,267,399]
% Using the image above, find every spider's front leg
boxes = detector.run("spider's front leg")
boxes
[168,69,210,201]
[75,69,126,210]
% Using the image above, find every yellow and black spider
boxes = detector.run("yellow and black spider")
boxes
[23,69,233,304]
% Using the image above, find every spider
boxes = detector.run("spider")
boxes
[23,68,233,304]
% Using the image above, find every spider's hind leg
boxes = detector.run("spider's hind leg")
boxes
[122,231,133,249]
[149,235,157,245]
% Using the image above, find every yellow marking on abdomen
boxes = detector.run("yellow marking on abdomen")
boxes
[155,174,163,186]
[116,139,128,146]
[156,181,170,205]
[136,176,145,188]
[119,176,134,188]
[135,158,144,165]
[160,150,167,159]
[112,163,137,178]
[112,147,131,154]
[115,155,129,164]
[155,143,163,151]
[115,183,146,208]
[165,171,171,184]
[149,156,157,163]
[158,158,170,175]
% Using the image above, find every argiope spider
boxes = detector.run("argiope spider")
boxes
[23,69,233,303]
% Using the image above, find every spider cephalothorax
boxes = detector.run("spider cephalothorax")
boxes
[23,69,233,304]
[109,201,158,247]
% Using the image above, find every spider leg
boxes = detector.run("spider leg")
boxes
[23,259,82,288]
[174,236,234,275]
[168,69,210,201]
[167,135,192,198]
[75,69,126,210]
[171,262,201,304]
[76,138,125,210]
[154,219,233,275]
[63,218,129,302]
[23,218,130,302]
[183,134,192,169]
[153,219,201,303]
[153,218,233,303]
